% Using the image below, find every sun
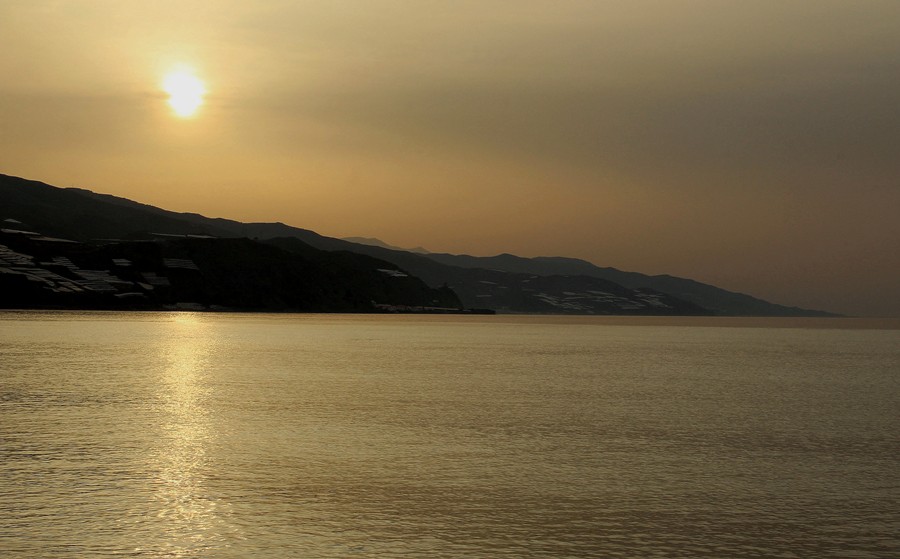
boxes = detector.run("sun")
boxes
[162,67,206,118]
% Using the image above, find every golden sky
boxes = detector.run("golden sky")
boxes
[2,1,898,316]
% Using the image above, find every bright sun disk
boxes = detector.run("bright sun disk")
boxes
[162,68,206,118]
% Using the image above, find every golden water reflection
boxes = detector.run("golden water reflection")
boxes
[148,313,234,556]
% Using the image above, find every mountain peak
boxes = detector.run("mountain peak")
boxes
[342,237,430,254]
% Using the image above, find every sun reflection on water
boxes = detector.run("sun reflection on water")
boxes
[148,313,234,555]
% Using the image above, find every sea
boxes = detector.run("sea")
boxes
[1,311,898,558]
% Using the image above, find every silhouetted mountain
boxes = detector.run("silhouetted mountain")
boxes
[420,253,837,317]
[0,174,461,312]
[1,172,835,315]
[265,237,708,315]
[342,237,430,254]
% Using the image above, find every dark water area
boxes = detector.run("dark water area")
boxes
[2,312,898,557]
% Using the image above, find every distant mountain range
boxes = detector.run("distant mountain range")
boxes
[0,172,836,315]
[342,237,431,254]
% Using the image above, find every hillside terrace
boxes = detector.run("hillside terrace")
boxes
[0,226,198,304]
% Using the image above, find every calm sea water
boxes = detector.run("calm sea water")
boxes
[1,311,898,558]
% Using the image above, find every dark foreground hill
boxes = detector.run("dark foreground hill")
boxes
[0,231,462,312]
[0,175,462,312]
[0,172,835,315]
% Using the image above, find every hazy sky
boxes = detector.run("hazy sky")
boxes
[2,1,898,316]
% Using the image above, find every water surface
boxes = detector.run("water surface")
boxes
[1,312,898,557]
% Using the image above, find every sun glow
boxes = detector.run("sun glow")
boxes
[162,67,206,118]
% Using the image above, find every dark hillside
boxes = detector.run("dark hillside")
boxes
[422,253,838,317]
[2,172,835,315]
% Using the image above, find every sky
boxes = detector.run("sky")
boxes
[1,1,898,316]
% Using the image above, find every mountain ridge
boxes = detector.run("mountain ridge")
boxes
[419,252,833,317]
[1,172,836,316]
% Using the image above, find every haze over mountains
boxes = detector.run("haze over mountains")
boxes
[1,173,836,316]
